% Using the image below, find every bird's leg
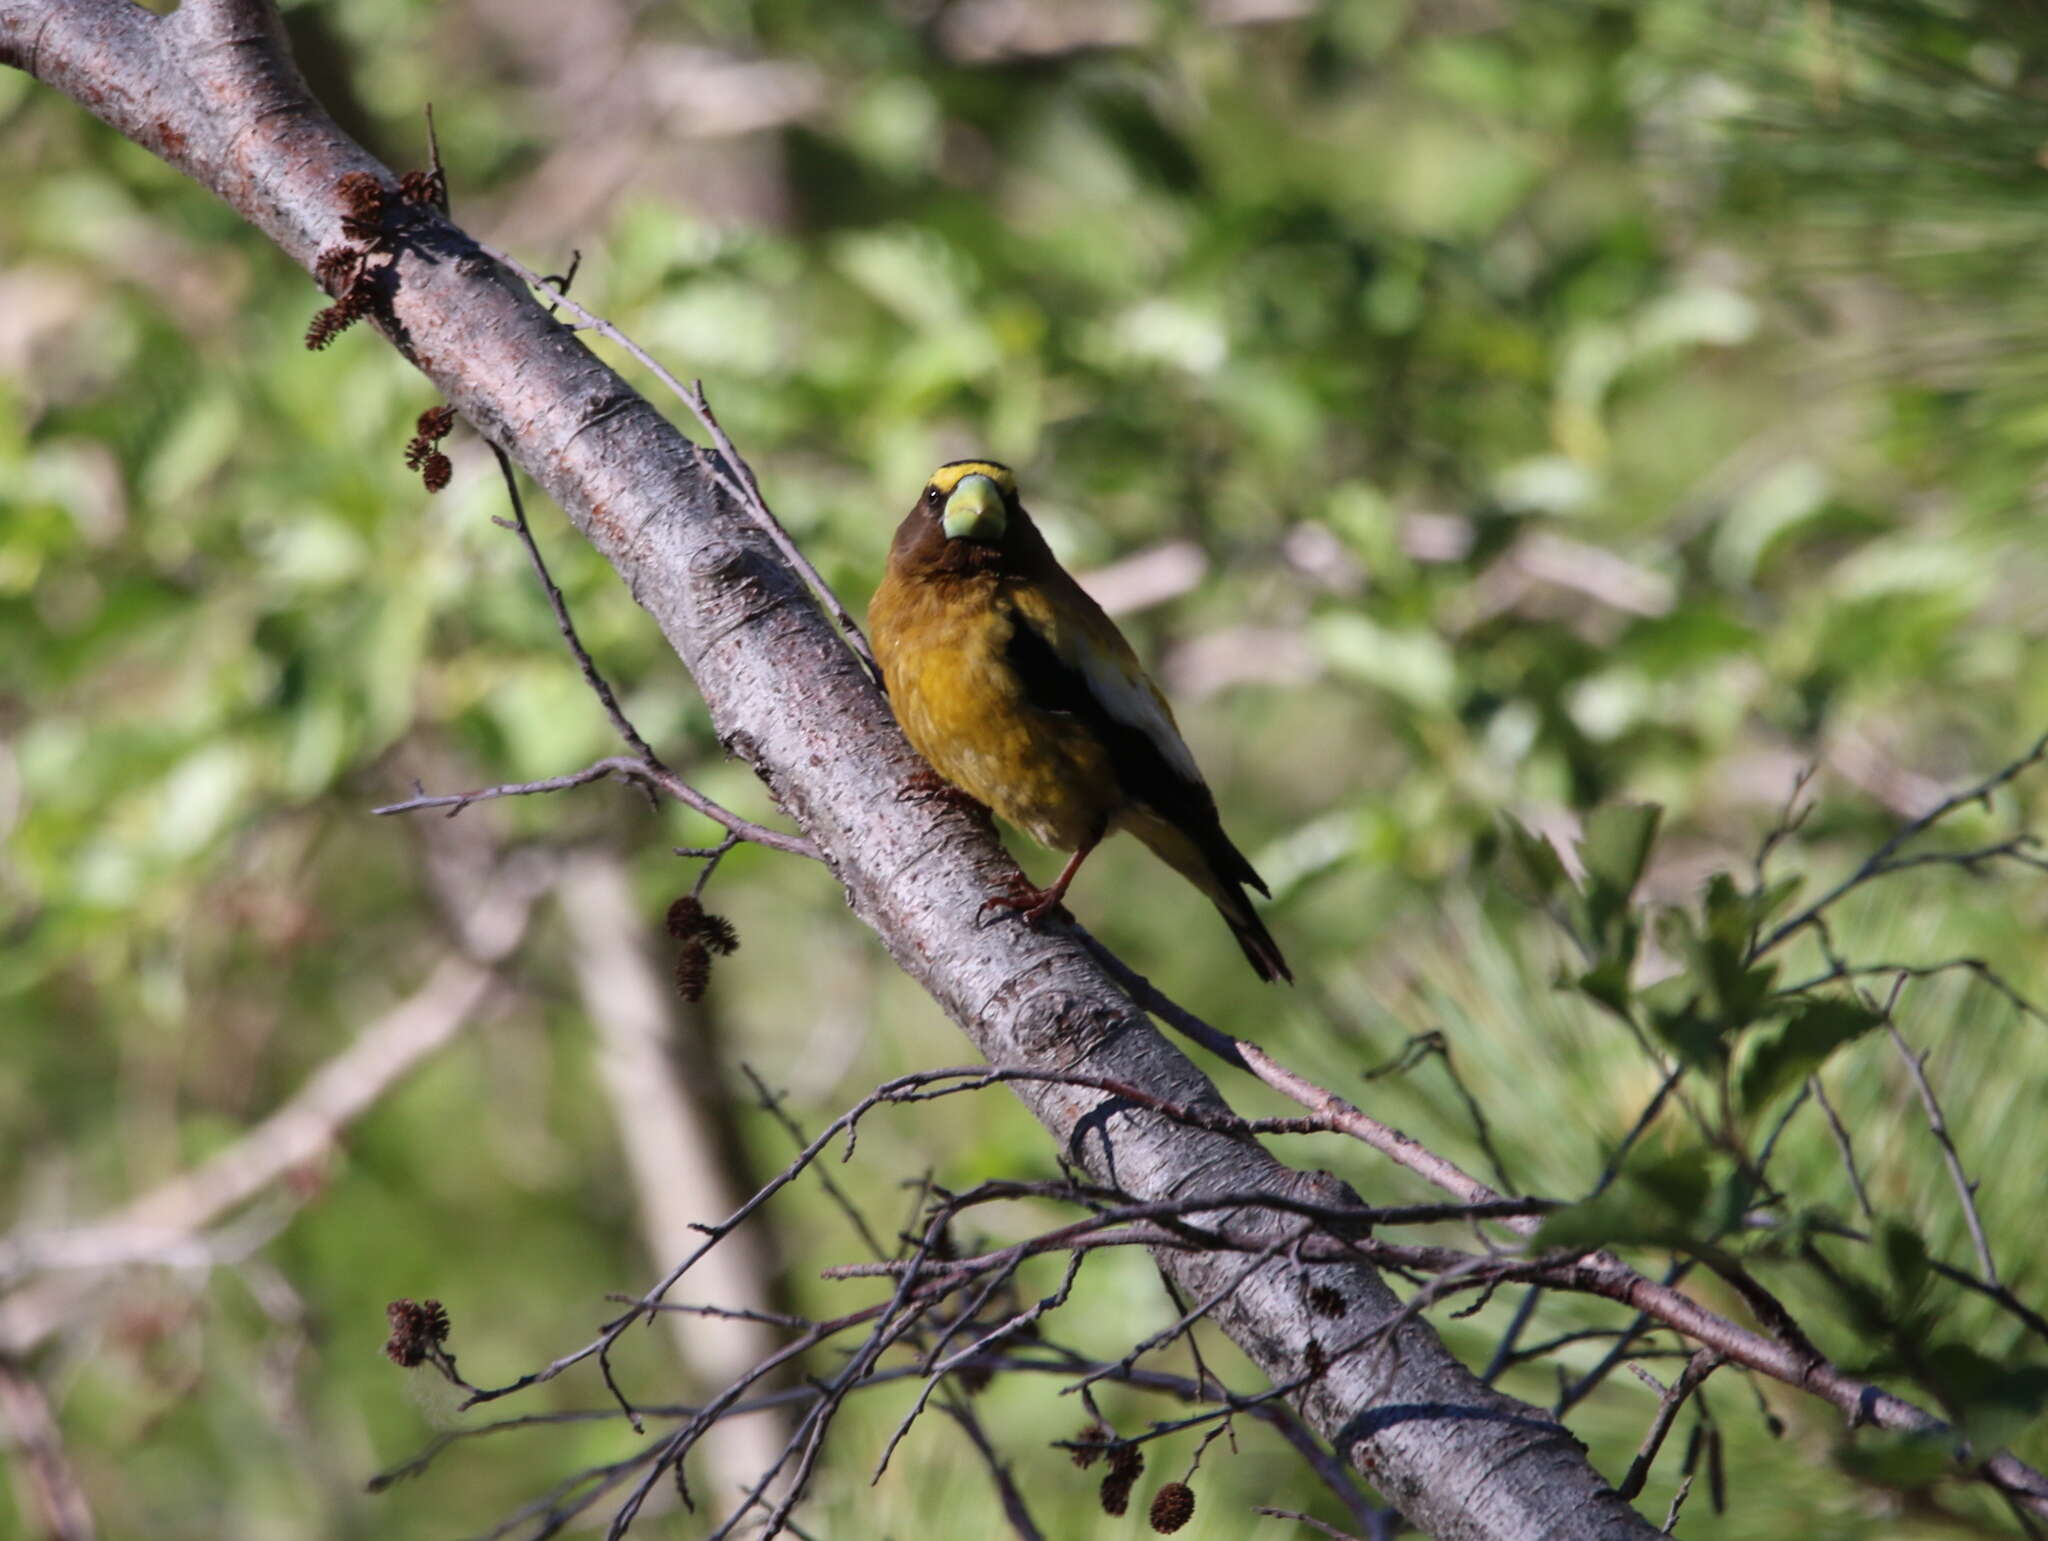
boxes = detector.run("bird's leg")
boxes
[978,825,1103,928]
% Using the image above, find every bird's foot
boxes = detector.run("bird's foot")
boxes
[977,873,1068,929]
[897,767,989,822]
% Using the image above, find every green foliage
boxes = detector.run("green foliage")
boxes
[1525,783,2047,1498]
[1536,1147,1732,1254]
[1737,997,1886,1116]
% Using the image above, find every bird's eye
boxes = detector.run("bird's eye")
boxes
[924,486,941,510]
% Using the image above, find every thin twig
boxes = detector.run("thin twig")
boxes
[1887,1017,1999,1286]
[938,1398,1044,1541]
[0,1358,96,1541]
[684,379,882,687]
[1064,1224,1313,1399]
[1587,1064,1688,1199]
[1778,955,2048,1027]
[1754,1079,1811,1180]
[1480,1286,1543,1385]
[686,833,741,897]
[1754,762,1819,884]
[1616,1349,1722,1501]
[740,1064,892,1262]
[871,1254,1085,1482]
[1809,1067,1874,1223]
[473,240,880,684]
[1364,1031,1519,1197]
[487,442,659,764]
[372,755,818,859]
[1254,1507,1382,1541]
[1751,729,2048,961]
[1661,1471,1694,1533]
[372,444,821,860]
[541,249,581,316]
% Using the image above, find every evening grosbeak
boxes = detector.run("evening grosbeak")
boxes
[870,461,1291,983]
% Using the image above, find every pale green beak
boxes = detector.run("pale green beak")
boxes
[942,474,1008,542]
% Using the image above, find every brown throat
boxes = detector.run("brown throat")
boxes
[886,502,1052,585]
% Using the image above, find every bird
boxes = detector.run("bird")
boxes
[869,459,1291,983]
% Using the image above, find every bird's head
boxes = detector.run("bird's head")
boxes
[919,460,1018,546]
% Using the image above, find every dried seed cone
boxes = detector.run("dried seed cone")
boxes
[1070,1421,1112,1469]
[1149,1482,1195,1534]
[315,245,361,291]
[701,910,740,955]
[419,1299,450,1342]
[305,307,348,351]
[399,168,447,208]
[666,895,705,938]
[383,1297,448,1367]
[1100,1472,1133,1517]
[305,279,376,351]
[674,940,711,1003]
[336,171,386,214]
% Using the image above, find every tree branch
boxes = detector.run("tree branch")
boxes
[0,1358,96,1541]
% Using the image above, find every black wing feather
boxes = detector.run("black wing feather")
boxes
[1001,603,1268,897]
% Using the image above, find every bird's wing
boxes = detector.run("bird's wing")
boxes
[1004,580,1194,758]
[1002,582,1265,894]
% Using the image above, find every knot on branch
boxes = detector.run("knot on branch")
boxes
[687,538,750,581]
[686,540,803,646]
[998,980,1128,1062]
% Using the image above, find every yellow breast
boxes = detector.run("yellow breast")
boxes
[871,573,1118,852]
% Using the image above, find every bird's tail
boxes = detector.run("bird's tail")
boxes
[1211,883,1293,985]
[1131,813,1293,985]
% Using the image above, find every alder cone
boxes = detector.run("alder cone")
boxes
[1149,1482,1195,1534]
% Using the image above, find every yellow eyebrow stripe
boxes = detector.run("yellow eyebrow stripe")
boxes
[927,461,1016,498]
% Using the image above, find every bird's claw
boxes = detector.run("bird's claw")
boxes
[977,875,1066,929]
[898,767,989,821]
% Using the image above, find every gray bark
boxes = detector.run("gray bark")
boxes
[1,4,1659,1535]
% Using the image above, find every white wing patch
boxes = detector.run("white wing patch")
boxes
[1078,646,1203,786]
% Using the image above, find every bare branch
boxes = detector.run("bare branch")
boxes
[1254,1507,1388,1541]
[1807,1071,1877,1222]
[1660,1473,1694,1534]
[938,1400,1045,1541]
[369,442,822,861]
[1362,1031,1520,1197]
[0,1358,96,1541]
[1615,1350,1722,1502]
[1752,729,2048,960]
[373,755,819,859]
[487,441,660,761]
[472,238,880,686]
[1887,1018,2000,1286]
